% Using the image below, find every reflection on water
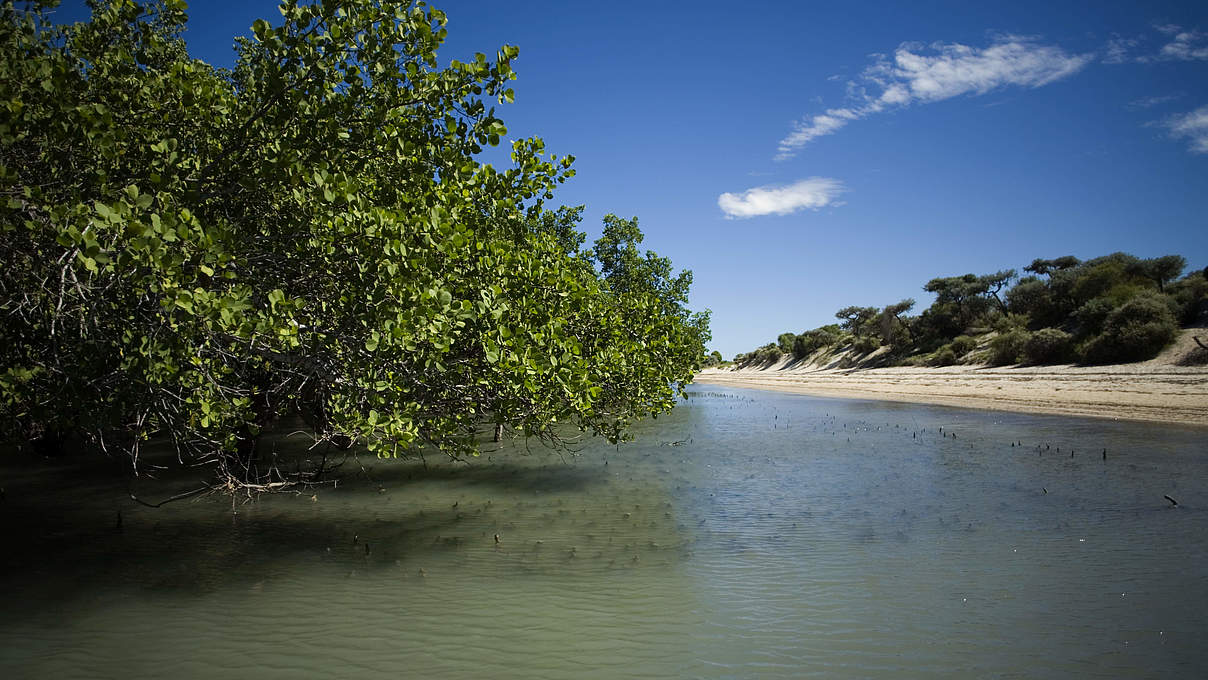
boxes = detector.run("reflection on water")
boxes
[2,387,1206,678]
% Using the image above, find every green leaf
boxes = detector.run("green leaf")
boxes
[0,0,711,488]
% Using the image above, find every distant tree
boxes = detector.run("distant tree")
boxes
[732,250,1194,369]
[1024,256,1080,276]
[1005,276,1050,320]
[791,335,810,359]
[980,270,1016,314]
[923,275,984,322]
[835,306,879,338]
[752,343,782,364]
[1068,252,1143,305]
[1080,293,1178,364]
[922,271,1012,332]
[777,332,797,355]
[792,325,840,359]
[1168,272,1208,323]
[1128,255,1186,293]
[911,301,964,349]
[876,299,915,347]
[1053,255,1081,270]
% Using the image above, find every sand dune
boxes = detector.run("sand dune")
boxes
[696,330,1208,426]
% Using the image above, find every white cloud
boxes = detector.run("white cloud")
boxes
[776,36,1093,159]
[1127,93,1182,110]
[775,108,864,160]
[1104,36,1139,64]
[1153,24,1208,61]
[1160,105,1208,154]
[873,38,1090,102]
[718,178,845,218]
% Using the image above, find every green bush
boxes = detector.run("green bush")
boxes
[751,344,782,364]
[1073,297,1116,337]
[1006,277,1053,320]
[1079,293,1179,364]
[992,313,1030,333]
[1023,328,1074,364]
[792,327,839,359]
[791,335,811,359]
[949,335,979,356]
[777,332,797,354]
[988,329,1031,365]
[931,346,957,366]
[1168,273,1208,324]
[850,335,880,354]
[1070,255,1138,305]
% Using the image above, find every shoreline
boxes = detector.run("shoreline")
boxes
[693,363,1208,427]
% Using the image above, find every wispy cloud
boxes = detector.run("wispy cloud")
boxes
[1159,105,1208,154]
[1110,25,1208,63]
[718,178,845,218]
[1103,35,1140,64]
[776,109,862,159]
[1127,93,1182,110]
[1151,24,1208,61]
[775,36,1093,160]
[871,37,1092,102]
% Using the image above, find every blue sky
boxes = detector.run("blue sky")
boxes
[54,1,1208,358]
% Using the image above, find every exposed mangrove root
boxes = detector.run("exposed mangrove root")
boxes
[128,484,210,508]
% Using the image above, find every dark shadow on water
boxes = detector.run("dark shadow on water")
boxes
[358,457,604,494]
[0,439,617,608]
[0,491,475,599]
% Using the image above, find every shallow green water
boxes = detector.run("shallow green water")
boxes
[2,387,1206,678]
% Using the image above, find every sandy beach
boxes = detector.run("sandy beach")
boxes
[696,331,1208,427]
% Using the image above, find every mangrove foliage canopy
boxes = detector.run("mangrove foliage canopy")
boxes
[0,0,710,488]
